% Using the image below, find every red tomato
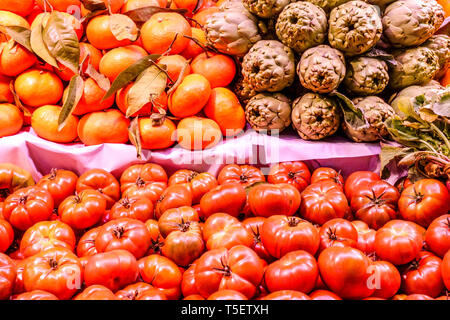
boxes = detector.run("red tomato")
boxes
[122,181,167,205]
[37,169,78,207]
[182,261,200,297]
[95,218,151,259]
[84,249,139,292]
[109,196,154,222]
[200,183,247,219]
[264,250,318,293]
[183,294,205,300]
[120,163,168,193]
[202,213,253,250]
[3,186,54,231]
[405,294,434,300]
[398,179,450,227]
[425,214,450,258]
[261,290,311,300]
[154,184,193,220]
[248,183,301,217]
[0,253,15,300]
[242,217,273,262]
[194,245,265,299]
[169,170,218,204]
[20,220,76,258]
[310,290,342,300]
[260,215,319,258]
[13,290,59,300]
[76,169,121,209]
[318,247,374,299]
[352,220,376,254]
[208,290,248,300]
[300,181,349,225]
[350,180,400,230]
[73,285,117,300]
[267,161,311,192]
[145,219,164,255]
[344,171,380,199]
[59,189,106,230]
[217,164,265,187]
[0,219,13,253]
[76,226,100,257]
[401,251,444,298]
[311,167,344,188]
[23,247,82,300]
[374,220,424,265]
[12,257,27,295]
[318,218,358,252]
[442,251,450,290]
[115,282,155,300]
[135,289,167,300]
[395,176,413,194]
[158,206,199,238]
[369,260,401,299]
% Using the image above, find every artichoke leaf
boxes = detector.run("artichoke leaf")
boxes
[331,91,369,131]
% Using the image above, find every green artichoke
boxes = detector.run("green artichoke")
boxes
[245,93,292,132]
[328,1,383,56]
[389,47,440,90]
[233,76,258,105]
[297,45,346,94]
[275,2,328,54]
[423,35,450,80]
[382,0,445,48]
[342,96,395,142]
[291,93,341,140]
[242,40,296,92]
[243,0,293,18]
[303,0,353,14]
[343,57,389,96]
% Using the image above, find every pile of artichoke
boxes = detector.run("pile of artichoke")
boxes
[204,0,449,142]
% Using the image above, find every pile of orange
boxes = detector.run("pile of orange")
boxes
[0,0,245,151]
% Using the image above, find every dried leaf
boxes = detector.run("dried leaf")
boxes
[84,63,111,92]
[331,91,369,132]
[2,26,32,52]
[166,59,190,94]
[124,6,187,25]
[81,0,107,11]
[379,144,410,179]
[129,116,143,159]
[9,82,31,117]
[109,14,139,42]
[58,75,84,131]
[364,48,398,68]
[30,22,59,69]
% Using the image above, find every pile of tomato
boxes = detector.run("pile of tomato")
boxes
[0,161,449,300]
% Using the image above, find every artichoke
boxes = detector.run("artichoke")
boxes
[343,57,389,96]
[423,35,450,80]
[243,0,292,18]
[303,0,353,14]
[342,96,395,142]
[245,93,292,132]
[233,76,258,105]
[204,6,261,56]
[389,47,440,90]
[291,93,341,140]
[367,0,396,8]
[297,45,346,94]
[275,2,328,54]
[382,0,445,48]
[328,1,383,56]
[242,40,296,92]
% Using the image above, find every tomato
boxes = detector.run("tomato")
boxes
[23,247,82,300]
[135,289,167,300]
[109,196,154,222]
[319,218,358,252]
[401,251,444,298]
[12,257,27,295]
[260,215,319,258]
[158,206,199,238]
[145,219,164,255]
[0,218,13,253]
[217,164,265,187]
[405,294,434,300]
[261,290,311,300]
[73,285,117,300]
[138,254,183,300]
[311,167,344,188]
[0,253,15,300]
[300,181,349,225]
[182,262,200,297]
[442,251,450,290]
[0,163,35,201]
[95,218,151,259]
[120,163,168,193]
[374,220,424,265]
[3,186,54,231]
[115,282,154,300]
[242,217,273,262]
[20,220,76,258]
[350,180,400,230]
[352,220,376,254]
[13,290,59,300]
[59,189,106,230]
[194,245,265,299]
[202,213,253,250]
[368,260,401,299]
[267,161,311,192]
[425,214,450,258]
[395,176,413,194]
[248,183,301,218]
[37,169,78,207]
[318,247,374,299]
[76,169,121,209]
[309,290,342,300]
[344,171,380,200]
[122,181,167,205]
[264,250,318,294]
[154,184,193,220]
[84,249,139,292]
[76,226,100,257]
[200,183,247,219]
[208,290,248,300]
[169,170,218,204]
[398,179,450,227]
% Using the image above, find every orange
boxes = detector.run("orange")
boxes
[78,109,130,146]
[26,5,44,25]
[86,15,137,50]
[31,105,79,143]
[36,0,81,12]
[198,0,218,10]
[116,82,168,117]
[99,45,147,82]
[168,73,211,118]
[157,55,191,83]
[0,75,13,103]
[0,11,30,42]
[191,52,236,88]
[176,116,222,150]
[31,12,84,41]
[181,27,207,59]
[140,12,192,55]
[121,0,166,12]
[441,69,450,87]
[0,0,35,17]
[204,87,245,136]
[135,117,176,150]
[173,0,199,13]
[191,7,219,28]
[437,0,450,17]
[0,103,23,137]
[14,69,64,107]
[0,40,37,77]
[62,78,115,116]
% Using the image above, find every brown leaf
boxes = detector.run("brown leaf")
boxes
[109,14,139,42]
[58,75,84,131]
[81,0,107,11]
[123,6,187,25]
[84,63,111,92]
[129,116,143,159]
[9,81,31,117]
[1,26,33,52]
[166,58,190,95]
[30,21,59,69]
